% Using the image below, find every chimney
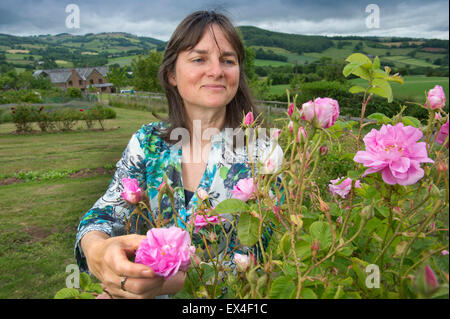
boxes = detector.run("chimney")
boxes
[72,68,76,76]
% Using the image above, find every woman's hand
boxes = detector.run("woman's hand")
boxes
[81,231,185,299]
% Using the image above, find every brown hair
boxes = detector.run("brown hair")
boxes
[157,10,258,144]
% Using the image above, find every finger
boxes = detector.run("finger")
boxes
[104,239,155,279]
[121,276,165,296]
[103,275,162,299]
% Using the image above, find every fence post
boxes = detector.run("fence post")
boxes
[148,96,151,112]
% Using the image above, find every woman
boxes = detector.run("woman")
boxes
[75,10,277,299]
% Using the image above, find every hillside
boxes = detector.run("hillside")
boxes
[0,27,448,76]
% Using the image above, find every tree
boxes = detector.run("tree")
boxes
[131,50,163,92]
[107,66,129,92]
[243,45,257,82]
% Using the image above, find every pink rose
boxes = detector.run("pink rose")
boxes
[329,177,361,198]
[230,178,255,202]
[424,266,439,291]
[300,97,340,129]
[435,120,449,148]
[288,103,295,117]
[121,178,143,204]
[244,112,254,126]
[135,226,195,279]
[425,85,446,109]
[354,123,434,185]
[192,209,225,232]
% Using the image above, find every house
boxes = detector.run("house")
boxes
[33,66,116,93]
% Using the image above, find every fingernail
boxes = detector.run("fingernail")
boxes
[142,269,153,276]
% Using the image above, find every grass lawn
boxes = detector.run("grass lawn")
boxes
[0,107,160,298]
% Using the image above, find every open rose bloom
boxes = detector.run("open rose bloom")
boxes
[135,227,195,279]
[230,178,256,202]
[329,177,361,198]
[435,120,449,148]
[354,123,434,185]
[192,210,225,232]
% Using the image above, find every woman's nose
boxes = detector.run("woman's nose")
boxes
[206,58,224,78]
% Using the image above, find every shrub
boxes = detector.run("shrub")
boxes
[11,105,39,132]
[66,87,82,98]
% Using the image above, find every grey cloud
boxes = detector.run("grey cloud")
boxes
[0,0,447,39]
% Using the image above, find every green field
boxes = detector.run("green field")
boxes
[255,59,293,67]
[269,76,449,104]
[107,54,139,66]
[0,107,160,298]
[349,75,449,102]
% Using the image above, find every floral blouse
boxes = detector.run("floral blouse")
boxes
[75,121,279,273]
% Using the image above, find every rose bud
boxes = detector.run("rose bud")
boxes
[234,253,251,272]
[244,111,254,126]
[425,85,446,109]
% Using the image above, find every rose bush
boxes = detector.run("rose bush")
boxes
[55,53,448,299]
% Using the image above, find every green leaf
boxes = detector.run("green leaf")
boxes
[200,263,215,283]
[368,87,388,99]
[295,240,312,260]
[214,198,249,215]
[343,62,366,77]
[300,288,317,299]
[351,258,370,294]
[347,170,362,180]
[372,56,380,70]
[386,74,404,84]
[79,272,92,290]
[237,212,260,247]
[309,221,332,250]
[349,85,366,94]
[54,288,80,299]
[269,276,296,299]
[372,78,393,102]
[351,66,371,81]
[345,53,372,67]
[78,292,95,299]
[86,283,103,294]
[402,116,422,128]
[367,112,392,124]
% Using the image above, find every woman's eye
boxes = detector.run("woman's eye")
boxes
[223,59,236,65]
[193,58,204,63]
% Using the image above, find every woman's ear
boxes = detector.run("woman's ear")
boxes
[168,72,177,87]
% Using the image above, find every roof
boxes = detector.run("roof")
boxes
[33,66,109,83]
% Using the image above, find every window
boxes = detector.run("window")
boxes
[79,80,82,85]
[68,80,73,86]
[98,78,103,84]
[90,79,94,84]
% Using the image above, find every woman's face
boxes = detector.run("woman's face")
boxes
[169,24,240,112]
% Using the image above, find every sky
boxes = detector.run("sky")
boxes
[0,0,448,40]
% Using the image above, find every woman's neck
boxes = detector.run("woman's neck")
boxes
[185,106,226,146]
